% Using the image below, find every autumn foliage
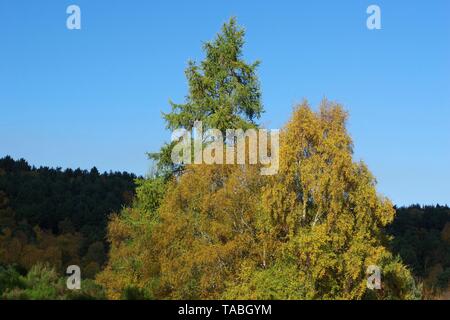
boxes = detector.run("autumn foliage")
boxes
[98,101,418,299]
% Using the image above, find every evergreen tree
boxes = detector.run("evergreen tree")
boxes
[151,17,263,174]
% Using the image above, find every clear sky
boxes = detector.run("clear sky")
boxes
[0,0,449,206]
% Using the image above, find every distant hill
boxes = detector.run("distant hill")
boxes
[0,155,137,278]
[388,205,450,297]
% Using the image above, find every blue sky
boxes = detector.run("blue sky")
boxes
[0,0,449,206]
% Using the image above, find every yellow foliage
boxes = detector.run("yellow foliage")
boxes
[99,100,416,300]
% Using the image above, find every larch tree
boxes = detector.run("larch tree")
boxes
[150,17,263,175]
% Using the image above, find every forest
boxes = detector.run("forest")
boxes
[0,156,136,298]
[0,18,449,300]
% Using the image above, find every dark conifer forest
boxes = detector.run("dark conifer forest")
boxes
[388,205,450,298]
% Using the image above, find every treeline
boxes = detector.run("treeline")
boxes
[388,205,450,298]
[0,156,137,298]
[95,18,415,299]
